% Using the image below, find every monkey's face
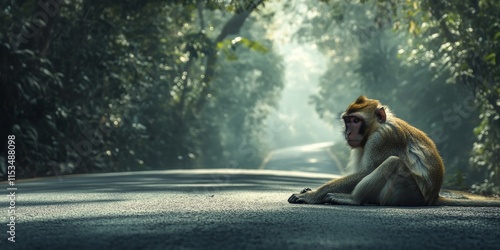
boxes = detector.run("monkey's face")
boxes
[343,114,365,148]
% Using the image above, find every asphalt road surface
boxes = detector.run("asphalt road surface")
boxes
[260,142,345,175]
[2,169,500,250]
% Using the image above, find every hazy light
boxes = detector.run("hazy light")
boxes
[308,158,318,163]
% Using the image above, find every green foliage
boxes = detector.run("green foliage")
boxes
[0,42,64,177]
[397,0,500,190]
[217,36,269,61]
[471,179,500,196]
[0,0,281,178]
[208,22,284,167]
[294,0,496,190]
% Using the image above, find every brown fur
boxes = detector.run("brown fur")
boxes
[289,96,500,206]
[289,96,443,206]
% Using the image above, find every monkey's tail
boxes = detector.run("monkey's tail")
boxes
[434,196,500,207]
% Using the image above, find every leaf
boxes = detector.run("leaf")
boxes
[239,37,268,53]
[484,53,496,65]
[409,20,416,34]
[494,32,500,41]
[25,126,39,143]
[225,51,238,61]
[216,41,226,50]
[40,67,53,78]
[219,37,269,53]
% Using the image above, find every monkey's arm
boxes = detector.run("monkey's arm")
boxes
[288,172,368,204]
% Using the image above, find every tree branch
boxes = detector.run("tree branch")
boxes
[197,0,205,31]
[195,0,265,114]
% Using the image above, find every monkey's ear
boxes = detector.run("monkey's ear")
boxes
[376,107,386,123]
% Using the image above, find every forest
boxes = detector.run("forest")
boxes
[1,0,499,194]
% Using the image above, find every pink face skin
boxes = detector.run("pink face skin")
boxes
[343,114,364,148]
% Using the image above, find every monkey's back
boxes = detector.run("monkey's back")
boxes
[379,117,444,205]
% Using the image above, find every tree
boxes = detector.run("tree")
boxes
[291,0,485,190]
[383,0,500,193]
[0,0,283,178]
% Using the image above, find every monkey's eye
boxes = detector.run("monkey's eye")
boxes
[344,118,350,124]
[353,118,360,123]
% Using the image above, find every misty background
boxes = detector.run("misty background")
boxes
[1,0,499,194]
[264,43,337,149]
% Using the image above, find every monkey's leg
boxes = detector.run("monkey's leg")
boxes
[326,156,426,206]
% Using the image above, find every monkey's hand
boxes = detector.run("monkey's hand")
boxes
[288,187,314,204]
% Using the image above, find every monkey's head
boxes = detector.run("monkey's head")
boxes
[341,96,387,148]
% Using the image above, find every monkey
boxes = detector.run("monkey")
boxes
[288,96,500,206]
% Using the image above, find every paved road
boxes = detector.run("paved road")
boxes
[2,169,500,249]
[260,142,345,175]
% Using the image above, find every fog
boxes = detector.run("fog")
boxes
[264,42,341,150]
[264,2,341,150]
